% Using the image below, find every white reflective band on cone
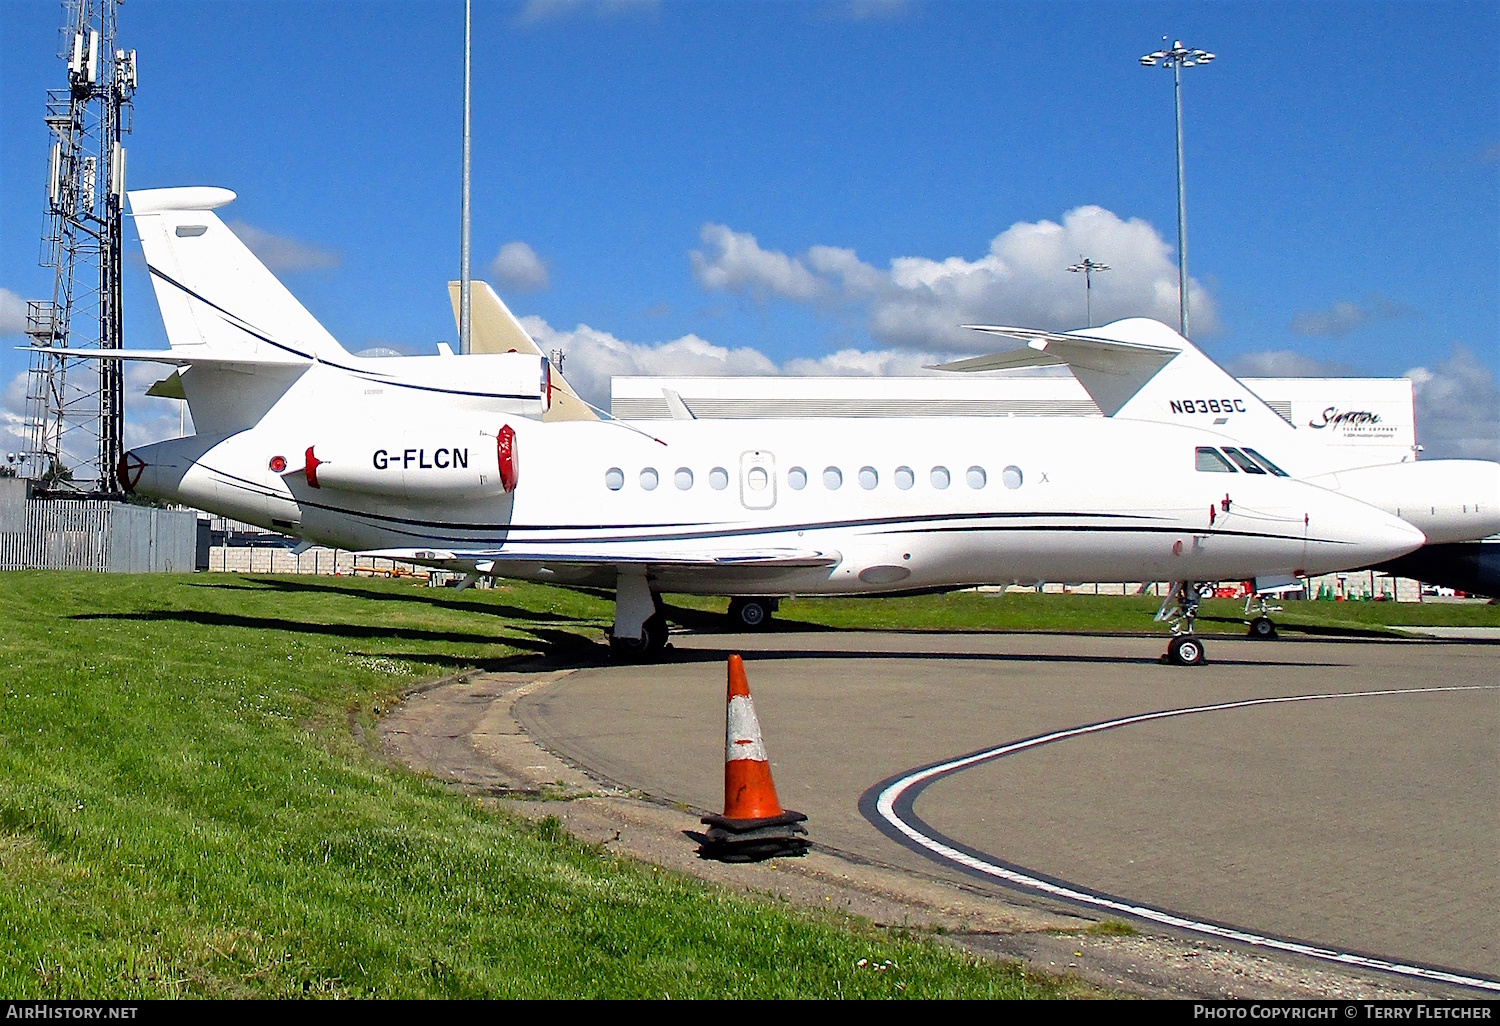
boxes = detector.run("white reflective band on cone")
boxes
[726,696,768,762]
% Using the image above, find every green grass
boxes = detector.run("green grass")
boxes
[0,571,1083,999]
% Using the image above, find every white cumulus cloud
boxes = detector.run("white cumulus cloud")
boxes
[226,220,340,274]
[690,206,1215,351]
[0,288,29,337]
[1,371,30,462]
[525,317,778,409]
[518,0,657,25]
[1405,345,1500,461]
[1227,350,1357,378]
[691,225,827,302]
[489,241,550,293]
[831,0,915,21]
[1289,294,1412,338]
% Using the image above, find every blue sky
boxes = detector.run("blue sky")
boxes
[2,0,1496,457]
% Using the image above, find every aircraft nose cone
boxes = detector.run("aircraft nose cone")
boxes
[117,451,147,494]
[1367,508,1427,562]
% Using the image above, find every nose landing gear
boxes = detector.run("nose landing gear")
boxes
[1157,582,1207,666]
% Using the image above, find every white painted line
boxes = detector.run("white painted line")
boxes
[875,684,1500,993]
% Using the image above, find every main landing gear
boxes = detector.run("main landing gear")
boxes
[1157,582,1207,666]
[727,597,776,632]
[1244,592,1282,640]
[609,569,669,661]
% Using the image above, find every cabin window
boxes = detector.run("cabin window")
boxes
[1243,448,1290,477]
[1195,447,1236,473]
[1002,465,1023,489]
[930,466,951,489]
[894,466,914,490]
[640,468,659,490]
[604,467,624,491]
[709,467,729,490]
[674,467,694,490]
[859,466,878,490]
[967,466,987,489]
[1221,447,1267,474]
[824,467,843,490]
[747,467,769,491]
[788,466,808,490]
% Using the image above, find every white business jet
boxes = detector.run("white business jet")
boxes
[936,321,1500,623]
[41,187,1426,665]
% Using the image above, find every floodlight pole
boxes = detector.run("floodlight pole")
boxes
[460,0,472,355]
[1066,257,1110,328]
[1172,56,1187,338]
[1140,38,1213,340]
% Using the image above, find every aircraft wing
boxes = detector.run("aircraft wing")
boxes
[365,546,840,571]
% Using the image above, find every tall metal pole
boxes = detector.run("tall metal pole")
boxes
[1140,39,1213,340]
[1172,59,1188,339]
[459,0,472,355]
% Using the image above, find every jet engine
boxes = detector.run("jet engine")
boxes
[298,424,520,502]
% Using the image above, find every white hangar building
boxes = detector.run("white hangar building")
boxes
[612,374,1419,471]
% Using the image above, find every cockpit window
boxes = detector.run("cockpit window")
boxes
[1195,447,1236,473]
[1221,447,1267,474]
[1243,447,1290,477]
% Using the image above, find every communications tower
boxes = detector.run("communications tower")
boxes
[21,0,136,497]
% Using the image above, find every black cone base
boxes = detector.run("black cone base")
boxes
[692,809,808,863]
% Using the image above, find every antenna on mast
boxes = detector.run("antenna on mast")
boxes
[22,0,136,496]
[459,0,472,355]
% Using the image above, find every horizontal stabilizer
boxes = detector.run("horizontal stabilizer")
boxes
[20,346,308,369]
[932,323,1182,416]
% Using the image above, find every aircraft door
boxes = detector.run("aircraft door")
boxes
[739,450,777,510]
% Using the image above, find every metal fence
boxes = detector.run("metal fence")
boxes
[0,480,199,572]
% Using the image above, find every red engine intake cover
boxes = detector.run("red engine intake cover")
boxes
[305,446,322,488]
[497,424,518,492]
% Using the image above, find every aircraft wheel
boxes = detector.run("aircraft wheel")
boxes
[643,612,669,654]
[1167,635,1206,666]
[727,598,772,631]
[1248,616,1278,640]
[608,632,650,661]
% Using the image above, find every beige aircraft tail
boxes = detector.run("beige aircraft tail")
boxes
[447,280,597,422]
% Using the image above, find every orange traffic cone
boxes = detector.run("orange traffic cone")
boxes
[696,654,808,862]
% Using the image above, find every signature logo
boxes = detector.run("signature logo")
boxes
[1308,407,1381,430]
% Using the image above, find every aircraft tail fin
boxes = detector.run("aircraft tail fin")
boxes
[128,187,347,364]
[938,318,1296,438]
[447,280,598,421]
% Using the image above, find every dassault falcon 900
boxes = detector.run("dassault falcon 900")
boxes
[40,187,1427,664]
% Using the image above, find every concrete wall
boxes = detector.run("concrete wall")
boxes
[205,546,421,577]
